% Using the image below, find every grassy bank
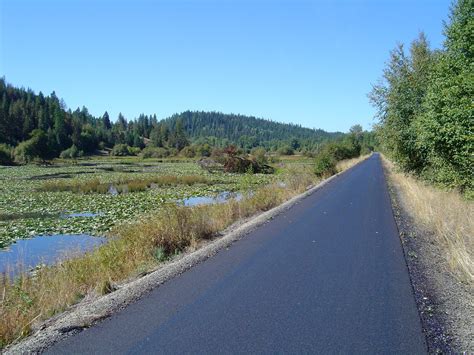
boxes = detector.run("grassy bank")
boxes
[335,155,369,173]
[0,155,366,348]
[382,156,473,284]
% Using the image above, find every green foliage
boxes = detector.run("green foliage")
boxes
[153,247,168,262]
[250,147,268,165]
[14,129,49,163]
[278,146,294,156]
[313,131,365,177]
[163,111,343,151]
[415,0,473,192]
[0,143,13,165]
[0,77,345,162]
[60,145,83,159]
[140,146,169,159]
[0,158,275,248]
[314,151,337,177]
[128,146,141,156]
[369,0,472,194]
[196,143,211,157]
[111,144,135,156]
[180,145,195,158]
[369,33,433,173]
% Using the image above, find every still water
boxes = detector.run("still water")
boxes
[181,191,244,207]
[0,234,106,278]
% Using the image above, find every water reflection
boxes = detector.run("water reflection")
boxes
[0,234,106,278]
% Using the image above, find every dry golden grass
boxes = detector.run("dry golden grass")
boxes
[335,154,371,173]
[382,156,473,284]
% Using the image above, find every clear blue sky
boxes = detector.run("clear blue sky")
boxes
[1,0,451,132]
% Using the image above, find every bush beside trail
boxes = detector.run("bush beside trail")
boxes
[313,125,374,177]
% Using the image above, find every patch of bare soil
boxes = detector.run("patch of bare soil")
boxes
[385,173,473,353]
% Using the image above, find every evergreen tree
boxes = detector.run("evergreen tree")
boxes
[117,113,127,130]
[102,111,111,129]
[160,123,169,145]
[172,118,189,150]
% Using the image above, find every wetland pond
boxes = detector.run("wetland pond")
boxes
[181,191,244,206]
[0,159,273,279]
[0,234,106,278]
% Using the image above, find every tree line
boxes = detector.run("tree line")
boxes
[0,79,349,164]
[369,0,472,195]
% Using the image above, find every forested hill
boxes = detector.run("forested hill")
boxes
[0,78,343,161]
[164,111,343,148]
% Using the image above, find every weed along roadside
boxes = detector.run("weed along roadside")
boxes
[2,155,371,352]
[381,155,473,352]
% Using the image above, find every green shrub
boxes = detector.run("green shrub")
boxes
[111,144,133,156]
[128,146,141,156]
[325,141,357,161]
[14,130,49,164]
[140,147,170,158]
[0,144,14,165]
[180,146,195,158]
[278,146,294,156]
[167,148,179,157]
[14,141,35,164]
[196,144,211,157]
[268,155,281,164]
[60,145,83,159]
[314,151,337,177]
[251,147,268,165]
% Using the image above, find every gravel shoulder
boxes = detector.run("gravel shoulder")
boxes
[383,167,474,353]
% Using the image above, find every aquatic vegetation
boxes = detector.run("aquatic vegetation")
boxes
[37,175,211,194]
[0,158,274,248]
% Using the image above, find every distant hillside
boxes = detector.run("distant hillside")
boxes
[0,78,344,161]
[164,111,343,149]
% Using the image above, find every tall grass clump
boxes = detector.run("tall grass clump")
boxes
[38,175,211,194]
[382,156,473,283]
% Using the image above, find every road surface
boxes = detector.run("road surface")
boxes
[47,154,426,354]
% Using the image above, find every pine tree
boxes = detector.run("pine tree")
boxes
[102,111,111,129]
[117,113,127,130]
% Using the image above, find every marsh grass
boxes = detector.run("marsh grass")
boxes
[0,212,58,222]
[38,175,211,194]
[382,156,473,284]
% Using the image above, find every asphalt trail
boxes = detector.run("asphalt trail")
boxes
[47,154,426,354]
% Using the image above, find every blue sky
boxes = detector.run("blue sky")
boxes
[1,0,451,132]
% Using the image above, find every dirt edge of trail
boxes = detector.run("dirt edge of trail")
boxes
[383,166,473,353]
